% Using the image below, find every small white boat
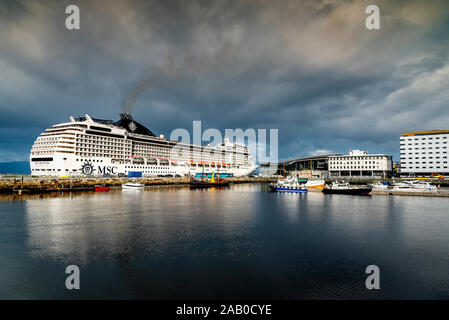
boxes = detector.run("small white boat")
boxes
[322,182,372,195]
[328,182,351,190]
[392,181,438,192]
[369,181,389,191]
[121,182,145,190]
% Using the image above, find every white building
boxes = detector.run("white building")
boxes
[400,130,449,177]
[328,150,392,178]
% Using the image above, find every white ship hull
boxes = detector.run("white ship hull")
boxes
[30,153,257,177]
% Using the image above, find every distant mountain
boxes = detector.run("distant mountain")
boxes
[0,161,30,174]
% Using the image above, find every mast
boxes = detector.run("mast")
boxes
[310,160,313,179]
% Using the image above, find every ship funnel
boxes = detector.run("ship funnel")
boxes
[120,113,133,121]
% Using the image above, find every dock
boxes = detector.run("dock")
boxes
[1,175,448,197]
[370,190,449,197]
[0,176,277,194]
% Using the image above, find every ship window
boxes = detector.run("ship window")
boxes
[31,157,53,162]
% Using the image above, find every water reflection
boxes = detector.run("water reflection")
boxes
[24,186,257,265]
[0,184,448,298]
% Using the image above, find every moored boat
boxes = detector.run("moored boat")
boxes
[122,182,145,190]
[305,179,325,190]
[368,181,389,191]
[269,176,308,193]
[94,184,110,192]
[392,180,438,192]
[189,172,230,188]
[29,113,257,178]
[322,182,372,195]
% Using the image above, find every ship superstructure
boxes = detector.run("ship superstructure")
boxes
[30,114,257,177]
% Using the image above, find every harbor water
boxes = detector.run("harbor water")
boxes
[1,183,449,299]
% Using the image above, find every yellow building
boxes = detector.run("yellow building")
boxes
[400,130,449,177]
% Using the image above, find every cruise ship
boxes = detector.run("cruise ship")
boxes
[30,113,258,177]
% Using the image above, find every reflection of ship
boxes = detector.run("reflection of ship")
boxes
[269,176,308,193]
[392,181,438,192]
[322,182,372,195]
[23,191,151,267]
[30,113,257,178]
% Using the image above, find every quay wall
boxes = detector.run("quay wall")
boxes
[325,177,449,187]
[0,176,277,194]
[2,175,448,197]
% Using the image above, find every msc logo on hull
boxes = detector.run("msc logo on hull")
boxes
[80,161,95,175]
[98,166,117,175]
[80,161,118,175]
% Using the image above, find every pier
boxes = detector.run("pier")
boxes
[0,176,277,194]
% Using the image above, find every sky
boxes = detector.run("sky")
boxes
[1,0,449,163]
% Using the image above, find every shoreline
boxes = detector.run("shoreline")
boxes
[0,176,277,194]
[1,176,448,197]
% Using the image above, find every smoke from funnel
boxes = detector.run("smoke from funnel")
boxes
[122,59,178,114]
[122,77,154,114]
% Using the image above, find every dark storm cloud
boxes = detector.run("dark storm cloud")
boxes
[0,0,449,162]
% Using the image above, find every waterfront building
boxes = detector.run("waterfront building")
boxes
[30,114,257,177]
[328,150,392,178]
[400,130,449,177]
[273,154,343,178]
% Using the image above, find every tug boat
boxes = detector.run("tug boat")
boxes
[322,182,372,195]
[189,172,230,188]
[269,176,308,193]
